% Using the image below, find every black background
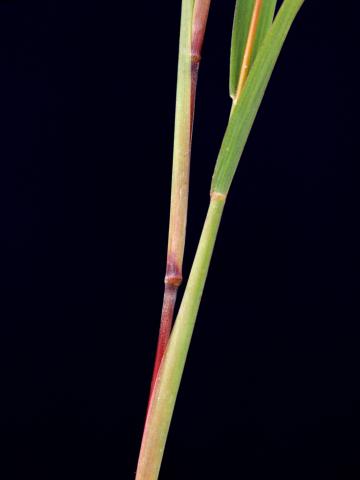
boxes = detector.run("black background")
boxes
[1,1,359,479]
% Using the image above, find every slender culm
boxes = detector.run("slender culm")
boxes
[148,0,212,401]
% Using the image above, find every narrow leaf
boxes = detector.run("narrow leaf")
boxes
[213,0,305,194]
[229,0,255,99]
[252,0,277,62]
[230,0,277,100]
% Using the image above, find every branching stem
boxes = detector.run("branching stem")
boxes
[136,1,304,478]
[136,193,226,480]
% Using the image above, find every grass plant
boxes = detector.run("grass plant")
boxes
[136,1,305,478]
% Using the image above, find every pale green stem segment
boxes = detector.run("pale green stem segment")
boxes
[149,0,195,399]
[135,194,226,480]
[167,0,194,277]
[213,0,305,195]
[149,0,211,401]
[230,0,277,100]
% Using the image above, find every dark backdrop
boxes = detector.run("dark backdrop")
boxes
[1,1,358,479]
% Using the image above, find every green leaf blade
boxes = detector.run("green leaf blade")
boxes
[229,1,277,100]
[252,0,277,60]
[229,0,255,99]
[213,0,305,195]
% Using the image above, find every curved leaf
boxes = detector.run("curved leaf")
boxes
[214,0,305,194]
[230,0,277,99]
[229,0,255,99]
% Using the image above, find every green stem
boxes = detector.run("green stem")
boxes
[148,0,194,399]
[135,192,226,480]
[149,0,212,401]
